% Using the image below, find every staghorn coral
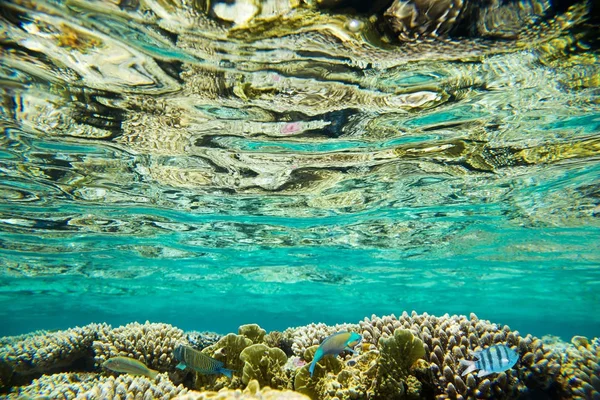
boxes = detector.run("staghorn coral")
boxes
[239,344,288,389]
[360,311,562,399]
[238,325,267,344]
[560,336,600,399]
[173,379,310,399]
[0,323,110,388]
[375,329,426,399]
[2,372,187,400]
[93,321,187,373]
[282,323,360,357]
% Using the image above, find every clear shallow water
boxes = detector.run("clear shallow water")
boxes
[0,0,599,341]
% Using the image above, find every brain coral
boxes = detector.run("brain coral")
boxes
[93,321,187,372]
[2,372,187,400]
[282,323,360,357]
[0,323,110,389]
[360,311,562,399]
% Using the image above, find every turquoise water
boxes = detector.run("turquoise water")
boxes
[1,0,599,344]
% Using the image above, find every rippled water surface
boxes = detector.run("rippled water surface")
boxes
[1,0,599,338]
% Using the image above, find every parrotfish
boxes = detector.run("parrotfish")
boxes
[102,356,158,380]
[309,331,362,377]
[173,344,234,378]
[460,344,519,377]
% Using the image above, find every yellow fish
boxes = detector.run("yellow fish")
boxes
[102,356,158,380]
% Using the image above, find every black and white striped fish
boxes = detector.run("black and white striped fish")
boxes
[173,344,234,378]
[460,344,519,377]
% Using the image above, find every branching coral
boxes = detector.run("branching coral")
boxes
[3,372,187,400]
[174,379,310,399]
[560,336,600,399]
[360,312,562,399]
[92,321,187,373]
[0,323,110,390]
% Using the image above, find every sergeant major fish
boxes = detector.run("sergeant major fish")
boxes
[460,344,519,377]
[309,331,362,377]
[102,356,158,380]
[174,344,234,378]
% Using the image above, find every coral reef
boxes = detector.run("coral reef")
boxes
[2,372,187,400]
[186,332,223,351]
[193,333,253,391]
[560,336,600,399]
[282,323,359,357]
[174,379,309,399]
[0,323,110,389]
[375,329,425,399]
[93,321,187,372]
[360,312,562,399]
[238,325,267,344]
[239,344,288,389]
[1,315,599,400]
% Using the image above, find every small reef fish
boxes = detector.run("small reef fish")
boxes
[460,344,519,377]
[309,331,362,377]
[173,344,234,378]
[102,356,158,379]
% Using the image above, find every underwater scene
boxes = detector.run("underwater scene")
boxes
[0,0,599,398]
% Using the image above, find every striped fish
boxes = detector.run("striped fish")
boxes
[173,344,233,378]
[460,344,519,377]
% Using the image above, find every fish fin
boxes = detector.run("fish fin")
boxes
[309,360,316,377]
[176,363,187,370]
[148,369,159,380]
[344,346,356,354]
[477,370,492,377]
[459,360,477,376]
[220,368,234,379]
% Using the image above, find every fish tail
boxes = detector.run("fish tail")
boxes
[220,368,234,379]
[459,359,476,376]
[309,360,316,377]
[148,368,159,380]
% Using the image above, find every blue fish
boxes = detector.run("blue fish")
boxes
[309,331,362,377]
[173,344,234,378]
[460,344,519,377]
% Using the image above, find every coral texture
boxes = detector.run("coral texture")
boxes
[360,311,562,399]
[186,332,223,351]
[2,372,187,400]
[375,329,425,399]
[282,323,360,357]
[0,323,110,390]
[93,321,187,372]
[238,325,267,344]
[240,344,288,389]
[174,379,310,399]
[561,336,600,399]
